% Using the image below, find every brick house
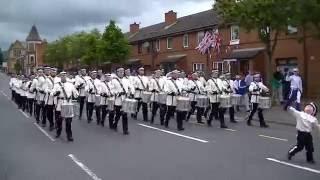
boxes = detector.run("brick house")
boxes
[7,25,47,75]
[125,10,320,98]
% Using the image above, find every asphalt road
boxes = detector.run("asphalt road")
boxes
[0,72,319,180]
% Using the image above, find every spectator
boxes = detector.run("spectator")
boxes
[271,71,283,105]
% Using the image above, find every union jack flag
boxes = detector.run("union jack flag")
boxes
[196,29,222,56]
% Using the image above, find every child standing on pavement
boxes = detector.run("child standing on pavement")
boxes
[287,102,319,164]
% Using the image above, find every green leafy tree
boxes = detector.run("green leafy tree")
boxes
[0,48,3,67]
[99,20,130,64]
[214,0,294,81]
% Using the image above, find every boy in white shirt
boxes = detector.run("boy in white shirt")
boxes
[287,102,319,164]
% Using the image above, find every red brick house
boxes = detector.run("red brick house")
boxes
[125,10,320,98]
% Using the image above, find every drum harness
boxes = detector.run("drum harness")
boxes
[103,81,112,104]
[46,77,55,105]
[169,79,181,104]
[211,79,221,102]
[252,82,261,103]
[191,80,201,102]
[115,78,127,97]
[55,82,70,110]
[137,76,147,97]
[78,76,87,95]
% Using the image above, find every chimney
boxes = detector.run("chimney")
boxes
[130,22,140,33]
[165,10,177,26]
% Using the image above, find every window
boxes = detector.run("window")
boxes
[197,31,205,44]
[231,25,240,40]
[138,43,142,54]
[155,39,160,51]
[287,25,298,34]
[193,63,205,72]
[183,34,189,48]
[213,62,224,73]
[167,37,173,49]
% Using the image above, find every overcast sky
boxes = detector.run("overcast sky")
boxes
[0,0,213,50]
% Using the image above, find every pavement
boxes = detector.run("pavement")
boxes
[0,72,319,180]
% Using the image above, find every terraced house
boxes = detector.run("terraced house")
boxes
[125,9,320,98]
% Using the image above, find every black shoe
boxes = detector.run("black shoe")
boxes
[197,121,205,124]
[160,122,164,126]
[220,125,228,129]
[287,153,293,161]
[207,121,212,127]
[260,124,269,128]
[55,134,60,138]
[78,116,82,120]
[123,131,130,135]
[247,121,252,126]
[177,128,185,131]
[87,119,92,124]
[67,137,74,142]
[307,160,315,164]
[49,126,55,131]
[230,120,237,123]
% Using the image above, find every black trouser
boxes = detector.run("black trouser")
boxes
[101,105,109,126]
[135,98,148,122]
[187,101,205,123]
[208,103,220,125]
[288,131,314,162]
[95,105,101,124]
[248,103,266,126]
[27,98,33,116]
[55,111,73,138]
[218,108,228,127]
[87,102,94,122]
[41,103,47,126]
[11,90,15,101]
[108,110,115,129]
[165,106,185,130]
[159,104,167,125]
[46,104,55,128]
[151,102,160,123]
[204,105,211,118]
[35,101,44,123]
[78,96,86,119]
[113,105,128,133]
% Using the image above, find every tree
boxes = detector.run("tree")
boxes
[214,0,294,82]
[99,20,131,64]
[0,48,3,67]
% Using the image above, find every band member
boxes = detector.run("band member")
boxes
[206,70,224,127]
[149,69,165,124]
[26,75,36,116]
[110,67,134,135]
[100,74,113,127]
[287,103,319,164]
[164,70,186,131]
[29,73,39,118]
[75,69,90,120]
[20,75,28,111]
[187,72,206,124]
[52,72,79,141]
[247,73,269,128]
[233,74,250,112]
[86,71,102,125]
[284,68,302,111]
[35,68,46,125]
[133,67,149,122]
[9,73,18,101]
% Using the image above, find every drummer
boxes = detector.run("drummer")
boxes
[51,71,79,141]
[149,69,165,124]
[100,73,113,127]
[163,70,186,131]
[221,73,237,123]
[133,67,149,122]
[110,67,134,135]
[186,72,206,124]
[247,73,269,128]
[75,68,91,120]
[206,70,224,127]
[85,71,102,125]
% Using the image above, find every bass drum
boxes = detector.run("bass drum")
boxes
[122,98,138,114]
[231,94,242,105]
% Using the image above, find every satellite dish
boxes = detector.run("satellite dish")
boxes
[143,42,150,48]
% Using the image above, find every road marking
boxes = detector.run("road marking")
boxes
[266,158,320,174]
[225,128,237,132]
[0,90,9,99]
[68,154,102,180]
[19,109,30,118]
[34,123,55,142]
[259,135,288,142]
[138,123,209,143]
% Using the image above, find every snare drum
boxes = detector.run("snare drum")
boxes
[258,96,271,109]
[95,95,101,106]
[61,102,74,118]
[142,91,152,103]
[107,98,115,111]
[196,95,209,108]
[219,95,232,108]
[176,96,191,112]
[158,92,167,104]
[122,98,138,114]
[231,94,241,105]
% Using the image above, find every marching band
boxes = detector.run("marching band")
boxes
[9,66,276,141]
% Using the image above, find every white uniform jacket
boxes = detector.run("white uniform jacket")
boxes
[51,82,79,111]
[148,77,165,102]
[221,79,235,96]
[163,78,185,106]
[133,75,149,98]
[44,76,55,105]
[249,81,269,103]
[85,79,102,103]
[29,78,38,99]
[36,76,47,102]
[25,81,35,99]
[206,78,222,103]
[100,81,113,105]
[75,75,90,97]
[9,78,17,90]
[111,77,135,106]
[187,80,205,102]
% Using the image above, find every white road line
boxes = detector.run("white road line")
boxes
[266,158,320,174]
[19,109,30,118]
[259,135,288,142]
[0,90,8,98]
[68,154,102,180]
[225,128,237,132]
[34,123,55,142]
[138,123,209,143]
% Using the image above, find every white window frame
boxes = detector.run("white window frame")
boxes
[230,25,240,45]
[183,34,189,48]
[213,61,224,73]
[193,63,205,72]
[156,39,160,51]
[197,31,205,44]
[167,37,173,49]
[287,25,298,34]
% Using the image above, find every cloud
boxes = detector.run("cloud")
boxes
[0,0,213,50]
